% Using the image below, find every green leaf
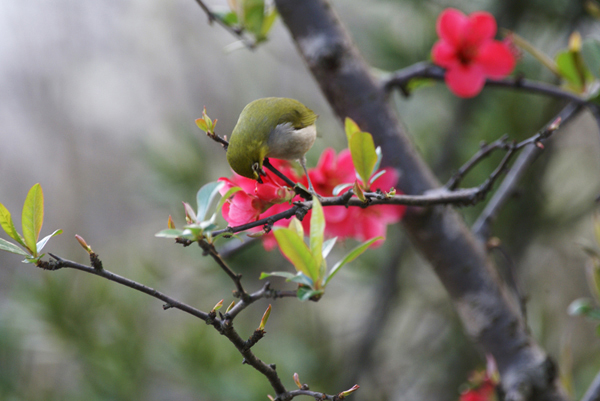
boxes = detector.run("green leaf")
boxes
[372,146,383,175]
[324,236,383,287]
[297,287,323,301]
[288,217,304,239]
[214,186,242,217]
[0,202,27,248]
[350,132,377,188]
[155,229,185,238]
[344,117,361,144]
[332,183,353,196]
[555,49,592,93]
[260,271,297,280]
[243,0,265,37]
[582,39,600,79]
[258,7,278,40]
[322,237,337,259]
[369,169,387,185]
[36,229,63,253]
[21,183,44,256]
[274,228,318,281]
[195,118,208,132]
[309,198,325,274]
[196,181,225,222]
[0,238,30,257]
[568,298,593,316]
[260,271,313,287]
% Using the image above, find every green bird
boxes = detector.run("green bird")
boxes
[226,97,318,192]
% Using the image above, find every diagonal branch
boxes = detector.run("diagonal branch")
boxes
[472,102,581,240]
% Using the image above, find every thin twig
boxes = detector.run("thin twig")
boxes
[445,135,511,190]
[382,62,594,107]
[44,253,211,321]
[193,0,257,49]
[42,252,291,397]
[472,102,582,239]
[197,239,248,299]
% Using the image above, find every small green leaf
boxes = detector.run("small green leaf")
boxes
[183,202,197,223]
[196,181,225,222]
[195,118,208,132]
[568,298,593,316]
[582,39,600,79]
[214,186,243,217]
[22,183,44,256]
[274,228,318,281]
[260,271,297,280]
[221,11,239,26]
[309,198,325,273]
[369,169,387,185]
[344,117,361,144]
[324,236,383,287]
[297,287,322,301]
[288,273,314,287]
[288,217,304,239]
[0,202,27,248]
[259,7,278,39]
[332,183,353,196]
[372,146,383,176]
[0,238,30,257]
[350,132,377,188]
[555,49,592,93]
[243,0,265,37]
[322,237,337,259]
[155,229,185,238]
[36,229,63,253]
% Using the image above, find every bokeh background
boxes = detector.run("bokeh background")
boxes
[1,0,600,400]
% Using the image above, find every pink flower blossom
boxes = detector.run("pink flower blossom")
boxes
[219,148,406,250]
[218,171,295,227]
[432,8,516,98]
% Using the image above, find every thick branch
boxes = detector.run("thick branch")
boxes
[273,1,568,399]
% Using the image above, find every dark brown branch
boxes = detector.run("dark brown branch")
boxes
[197,238,248,300]
[44,253,211,321]
[445,135,511,190]
[383,62,593,106]
[472,103,581,239]
[42,253,292,397]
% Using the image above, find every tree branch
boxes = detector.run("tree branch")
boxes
[40,252,295,397]
[382,62,594,108]
[472,102,581,240]
[192,0,257,49]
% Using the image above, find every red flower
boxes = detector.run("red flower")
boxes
[460,377,496,401]
[300,149,405,247]
[432,8,516,98]
[219,148,406,250]
[218,171,295,227]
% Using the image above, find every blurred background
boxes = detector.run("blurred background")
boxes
[1,0,600,400]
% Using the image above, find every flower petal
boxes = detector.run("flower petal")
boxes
[445,64,486,98]
[432,40,459,68]
[476,41,516,78]
[437,8,468,48]
[463,11,496,48]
